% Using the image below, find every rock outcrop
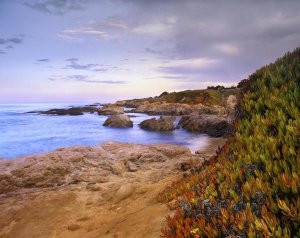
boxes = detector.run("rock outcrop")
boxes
[0,142,225,238]
[134,102,193,115]
[28,106,99,116]
[98,104,124,115]
[0,142,191,194]
[139,116,176,131]
[103,115,133,128]
[178,113,233,137]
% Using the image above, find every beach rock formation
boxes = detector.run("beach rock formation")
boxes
[178,113,233,137]
[0,141,226,238]
[0,142,191,194]
[103,115,133,128]
[139,116,176,131]
[98,104,124,115]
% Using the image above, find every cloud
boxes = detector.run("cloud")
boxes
[213,43,239,55]
[0,35,24,54]
[98,18,129,30]
[58,17,131,42]
[63,28,109,39]
[64,58,107,72]
[37,58,50,62]
[159,58,219,75]
[49,75,126,84]
[57,33,82,42]
[133,22,171,35]
[145,48,164,55]
[23,0,87,15]
[0,36,23,45]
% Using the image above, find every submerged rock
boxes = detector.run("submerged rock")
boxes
[103,115,133,128]
[139,116,176,131]
[98,104,124,115]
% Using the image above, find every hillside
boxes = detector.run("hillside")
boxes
[158,48,300,237]
[117,88,239,108]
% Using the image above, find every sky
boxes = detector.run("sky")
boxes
[0,0,300,103]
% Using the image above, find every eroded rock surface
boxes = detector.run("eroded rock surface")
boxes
[103,115,133,128]
[0,142,208,238]
[98,104,124,115]
[178,113,233,137]
[139,116,176,131]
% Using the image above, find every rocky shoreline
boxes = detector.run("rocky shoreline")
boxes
[0,89,238,237]
[0,141,224,238]
[26,89,238,137]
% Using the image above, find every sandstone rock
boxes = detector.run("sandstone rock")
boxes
[125,161,138,172]
[67,224,80,231]
[0,142,192,194]
[139,116,176,131]
[114,184,134,203]
[98,104,124,115]
[227,95,237,109]
[103,115,133,128]
[86,183,103,191]
[179,113,233,137]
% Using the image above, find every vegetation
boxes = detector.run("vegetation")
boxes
[158,88,239,106]
[158,48,300,237]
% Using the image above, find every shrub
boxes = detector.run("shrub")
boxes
[158,48,300,237]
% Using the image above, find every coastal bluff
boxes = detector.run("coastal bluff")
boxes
[0,141,223,238]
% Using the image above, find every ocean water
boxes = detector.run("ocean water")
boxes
[0,103,210,159]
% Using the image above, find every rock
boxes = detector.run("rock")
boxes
[0,142,191,194]
[125,161,138,172]
[139,116,176,131]
[114,232,123,238]
[27,106,99,116]
[86,183,103,191]
[109,163,125,176]
[178,113,233,137]
[180,162,192,171]
[67,224,80,231]
[98,104,124,115]
[135,102,193,115]
[227,95,237,109]
[103,115,133,128]
[114,184,134,203]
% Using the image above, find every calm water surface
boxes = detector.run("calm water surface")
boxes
[0,103,210,159]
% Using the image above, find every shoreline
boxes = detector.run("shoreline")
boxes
[0,140,225,238]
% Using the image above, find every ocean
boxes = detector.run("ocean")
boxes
[0,103,210,159]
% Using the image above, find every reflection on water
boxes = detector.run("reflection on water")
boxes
[0,104,209,159]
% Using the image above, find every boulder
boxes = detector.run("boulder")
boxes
[103,115,133,128]
[98,104,124,115]
[125,161,138,172]
[139,116,176,131]
[178,113,233,137]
